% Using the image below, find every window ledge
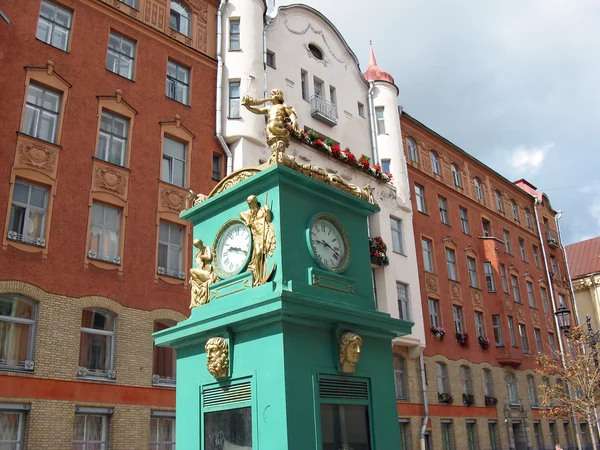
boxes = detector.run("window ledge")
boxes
[92,156,131,172]
[35,37,70,54]
[417,211,429,216]
[88,251,121,265]
[158,178,189,191]
[228,49,242,52]
[0,361,34,373]
[7,232,45,248]
[105,67,135,82]
[16,131,62,150]
[227,116,242,120]
[165,95,191,108]
[78,376,117,383]
[392,250,407,257]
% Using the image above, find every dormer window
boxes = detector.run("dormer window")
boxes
[170,0,190,37]
[308,43,324,60]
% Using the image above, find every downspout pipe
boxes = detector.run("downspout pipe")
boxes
[262,10,271,99]
[556,211,580,325]
[419,353,429,450]
[367,81,379,165]
[216,0,233,175]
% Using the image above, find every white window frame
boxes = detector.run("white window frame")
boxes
[506,372,520,405]
[467,256,479,288]
[106,31,136,80]
[396,282,411,321]
[484,262,495,292]
[162,136,187,187]
[0,409,26,449]
[23,83,61,144]
[72,413,109,449]
[511,275,521,303]
[229,18,240,50]
[78,309,116,379]
[519,238,527,261]
[0,295,37,371]
[169,0,191,37]
[451,164,462,188]
[474,311,484,338]
[527,375,538,407]
[525,208,533,228]
[375,107,385,135]
[407,137,419,162]
[483,369,493,396]
[526,281,535,308]
[519,323,530,354]
[88,203,121,264]
[460,365,472,395]
[500,264,509,294]
[301,70,308,101]
[460,207,470,235]
[422,238,434,272]
[474,178,483,201]
[430,151,441,175]
[166,60,190,105]
[453,305,463,333]
[503,230,512,254]
[266,49,275,68]
[150,413,176,449]
[381,159,391,174]
[8,180,49,247]
[36,0,72,52]
[511,200,519,221]
[390,217,405,254]
[446,248,457,281]
[158,221,184,279]
[508,316,517,347]
[495,191,504,212]
[428,298,440,327]
[97,111,129,167]
[394,356,408,400]
[438,196,449,224]
[548,332,557,357]
[533,245,540,268]
[534,328,543,354]
[492,314,503,346]
[541,287,549,312]
[482,219,491,237]
[228,80,240,118]
[415,184,427,213]
[436,362,449,394]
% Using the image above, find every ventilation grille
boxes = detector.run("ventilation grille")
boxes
[319,377,368,400]
[203,382,251,408]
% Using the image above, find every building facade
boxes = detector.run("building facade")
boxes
[0,0,222,448]
[566,236,600,331]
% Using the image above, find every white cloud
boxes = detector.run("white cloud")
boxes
[507,144,553,175]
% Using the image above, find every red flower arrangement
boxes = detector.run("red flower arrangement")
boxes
[484,395,498,407]
[456,331,470,347]
[369,237,389,266]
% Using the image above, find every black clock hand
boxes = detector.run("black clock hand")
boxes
[319,240,340,259]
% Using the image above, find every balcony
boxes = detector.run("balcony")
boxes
[495,347,523,368]
[547,229,560,248]
[310,95,338,127]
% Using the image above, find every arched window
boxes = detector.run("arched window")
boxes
[78,308,115,379]
[436,362,449,394]
[451,163,462,188]
[0,294,37,371]
[460,365,472,395]
[527,375,539,407]
[506,372,519,405]
[394,355,408,400]
[525,208,533,228]
[511,199,519,221]
[474,177,483,201]
[407,137,419,163]
[495,191,504,212]
[153,320,177,386]
[430,151,441,175]
[170,0,191,37]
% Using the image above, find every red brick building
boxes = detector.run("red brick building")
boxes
[0,0,221,447]
[399,113,587,449]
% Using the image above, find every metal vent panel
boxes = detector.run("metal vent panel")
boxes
[203,382,252,408]
[319,377,368,400]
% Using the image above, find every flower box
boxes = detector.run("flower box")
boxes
[463,393,475,406]
[431,326,446,340]
[369,237,389,266]
[478,336,490,349]
[438,392,453,404]
[484,395,498,407]
[456,331,470,347]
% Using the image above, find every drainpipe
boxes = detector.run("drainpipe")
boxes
[418,353,429,450]
[534,199,582,450]
[262,11,271,99]
[216,0,233,175]
[367,81,379,165]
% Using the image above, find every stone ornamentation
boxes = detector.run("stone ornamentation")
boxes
[189,239,219,308]
[205,337,229,379]
[17,142,57,173]
[94,167,127,195]
[339,332,362,374]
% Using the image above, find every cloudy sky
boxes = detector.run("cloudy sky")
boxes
[279,0,600,245]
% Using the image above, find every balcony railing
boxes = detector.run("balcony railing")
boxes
[546,229,560,248]
[310,95,338,127]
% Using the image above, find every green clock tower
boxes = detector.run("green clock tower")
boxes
[155,155,413,449]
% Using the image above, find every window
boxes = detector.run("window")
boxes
[550,255,559,276]
[106,31,136,80]
[88,203,121,264]
[166,60,190,105]
[534,328,543,354]
[467,256,479,288]
[301,70,308,101]
[9,180,49,247]
[451,164,462,188]
[357,102,365,118]
[533,245,540,267]
[381,159,391,174]
[436,362,449,394]
[488,421,499,450]
[484,262,495,292]
[564,422,572,449]
[453,305,463,333]
[0,294,37,371]
[170,0,191,36]
[460,208,470,234]
[73,414,108,449]
[474,311,484,338]
[228,80,240,118]
[0,409,26,449]
[158,221,184,279]
[162,136,187,187]
[428,298,440,327]
[407,137,419,162]
[311,78,323,98]
[394,356,408,400]
[120,0,137,6]
[540,287,549,312]
[153,321,176,386]
[500,264,509,293]
[438,196,449,224]
[482,219,491,237]
[508,316,517,347]
[308,43,324,60]
[422,238,434,272]
[460,365,472,395]
[492,314,503,346]
[519,324,530,354]
[483,369,494,396]
[23,83,61,143]
[97,111,129,166]
[441,421,454,450]
[212,154,222,181]
[398,420,410,450]
[396,282,411,321]
[474,177,484,201]
[79,309,115,378]
[533,422,543,450]
[266,49,275,68]
[375,107,385,134]
[495,191,504,212]
[371,269,377,308]
[526,281,535,308]
[506,372,519,404]
[390,217,404,254]
[525,208,533,228]
[511,200,519,221]
[430,151,441,175]
[519,238,526,261]
[466,421,478,450]
[415,184,427,213]
[503,230,512,254]
[549,422,558,448]
[329,86,337,108]
[548,332,558,357]
[150,413,175,450]
[445,248,457,281]
[511,275,521,303]
[558,294,567,308]
[36,0,72,51]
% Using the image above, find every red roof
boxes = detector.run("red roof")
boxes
[565,236,600,278]
[363,44,395,85]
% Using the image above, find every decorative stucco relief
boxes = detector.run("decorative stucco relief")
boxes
[16,141,58,176]
[516,305,525,321]
[450,282,462,303]
[93,166,128,197]
[471,289,482,307]
[425,275,439,294]
[160,187,187,212]
[532,309,540,325]
[283,19,348,70]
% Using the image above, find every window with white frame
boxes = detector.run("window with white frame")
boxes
[483,369,493,396]
[22,83,61,144]
[390,217,404,254]
[484,262,495,292]
[357,102,365,118]
[72,412,109,449]
[460,365,472,395]
[428,298,440,327]
[36,0,72,51]
[526,281,535,308]
[150,412,175,450]
[169,0,191,36]
[548,332,558,358]
[381,159,391,174]
[438,196,449,225]
[451,164,462,188]
[407,137,419,163]
[540,286,549,312]
[266,49,275,68]
[120,0,137,7]
[88,203,121,264]
[519,238,527,261]
[396,282,411,321]
[495,191,504,212]
[550,255,559,276]
[394,355,408,400]
[534,328,543,354]
[445,248,457,281]
[507,316,517,347]
[460,207,470,234]
[519,323,530,354]
[436,362,449,394]
[511,275,521,303]
[422,238,434,272]
[0,409,27,449]
[492,314,503,346]
[158,221,184,279]
[229,18,240,50]
[525,208,533,228]
[415,184,427,213]
[558,294,567,308]
[506,372,520,405]
[474,177,484,201]
[329,86,337,109]
[9,180,49,247]
[375,107,385,135]
[153,321,176,386]
[533,245,540,268]
[301,70,308,101]
[0,294,37,371]
[97,111,129,167]
[313,78,324,98]
[467,256,479,288]
[511,200,519,221]
[474,311,484,338]
[106,31,136,80]
[162,136,187,187]
[527,375,539,407]
[482,219,491,237]
[78,309,115,379]
[453,305,463,333]
[500,264,509,294]
[430,151,441,175]
[166,60,190,105]
[503,230,512,254]
[228,80,240,118]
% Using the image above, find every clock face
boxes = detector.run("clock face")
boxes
[308,215,349,272]
[214,221,252,277]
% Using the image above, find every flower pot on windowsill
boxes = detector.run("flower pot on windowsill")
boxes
[369,237,390,266]
[438,392,453,404]
[456,331,470,347]
[462,393,475,406]
[478,336,490,349]
[484,395,498,407]
[430,326,446,340]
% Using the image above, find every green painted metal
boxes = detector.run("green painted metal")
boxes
[154,164,413,449]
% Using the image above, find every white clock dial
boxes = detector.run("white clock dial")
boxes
[309,217,348,271]
[216,222,251,276]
